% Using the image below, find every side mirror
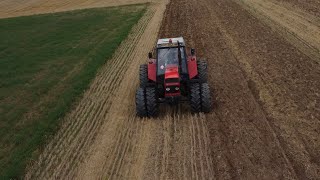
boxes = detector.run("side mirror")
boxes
[191,48,195,56]
[148,52,153,59]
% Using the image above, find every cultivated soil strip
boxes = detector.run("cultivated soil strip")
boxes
[160,0,320,179]
[278,0,320,17]
[238,0,320,64]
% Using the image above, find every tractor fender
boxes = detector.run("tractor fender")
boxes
[148,59,157,82]
[188,56,198,79]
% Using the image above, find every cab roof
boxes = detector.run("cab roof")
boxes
[157,37,185,48]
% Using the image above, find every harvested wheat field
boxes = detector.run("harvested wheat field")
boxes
[2,0,319,179]
[0,0,156,19]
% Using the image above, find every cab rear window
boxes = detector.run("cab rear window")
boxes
[157,47,187,75]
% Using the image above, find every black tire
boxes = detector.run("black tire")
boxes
[200,83,212,113]
[197,60,208,83]
[139,64,148,87]
[136,88,147,117]
[190,83,201,113]
[146,87,158,117]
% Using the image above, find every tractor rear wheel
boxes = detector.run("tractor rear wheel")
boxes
[200,83,212,113]
[146,87,158,117]
[139,64,148,87]
[197,60,208,83]
[136,88,147,117]
[190,83,201,113]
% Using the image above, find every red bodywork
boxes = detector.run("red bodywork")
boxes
[164,65,180,97]
[147,53,199,98]
[187,55,198,79]
[148,58,157,82]
[165,65,179,79]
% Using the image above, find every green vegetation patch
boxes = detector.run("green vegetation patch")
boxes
[0,4,146,178]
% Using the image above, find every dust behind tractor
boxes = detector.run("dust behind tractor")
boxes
[136,37,212,117]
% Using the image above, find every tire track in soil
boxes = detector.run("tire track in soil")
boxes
[25,4,155,179]
[138,108,214,180]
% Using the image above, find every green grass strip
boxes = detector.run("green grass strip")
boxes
[0,4,146,178]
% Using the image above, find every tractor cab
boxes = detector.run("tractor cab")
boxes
[156,37,188,82]
[154,38,191,100]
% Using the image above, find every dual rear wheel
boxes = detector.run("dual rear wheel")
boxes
[139,64,148,87]
[136,83,212,117]
[137,64,159,117]
[190,59,211,113]
[189,83,212,113]
[197,59,208,83]
[136,87,158,117]
[136,60,211,117]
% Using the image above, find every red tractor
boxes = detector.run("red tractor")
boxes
[136,37,212,117]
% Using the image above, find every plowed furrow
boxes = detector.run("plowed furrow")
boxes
[159,0,319,179]
[204,4,298,176]
[190,117,199,180]
[238,0,320,63]
[195,116,207,179]
[200,116,215,179]
[161,114,172,180]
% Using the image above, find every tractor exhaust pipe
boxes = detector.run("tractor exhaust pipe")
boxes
[177,41,182,72]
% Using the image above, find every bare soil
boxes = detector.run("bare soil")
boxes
[238,0,320,65]
[159,0,320,178]
[278,0,320,17]
[25,0,320,179]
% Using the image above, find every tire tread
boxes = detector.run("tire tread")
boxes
[200,83,212,113]
[139,64,148,87]
[136,88,147,117]
[146,87,158,117]
[197,60,208,83]
[190,83,201,113]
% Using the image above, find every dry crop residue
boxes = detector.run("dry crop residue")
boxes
[0,0,155,19]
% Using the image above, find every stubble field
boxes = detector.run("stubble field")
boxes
[1,0,319,179]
